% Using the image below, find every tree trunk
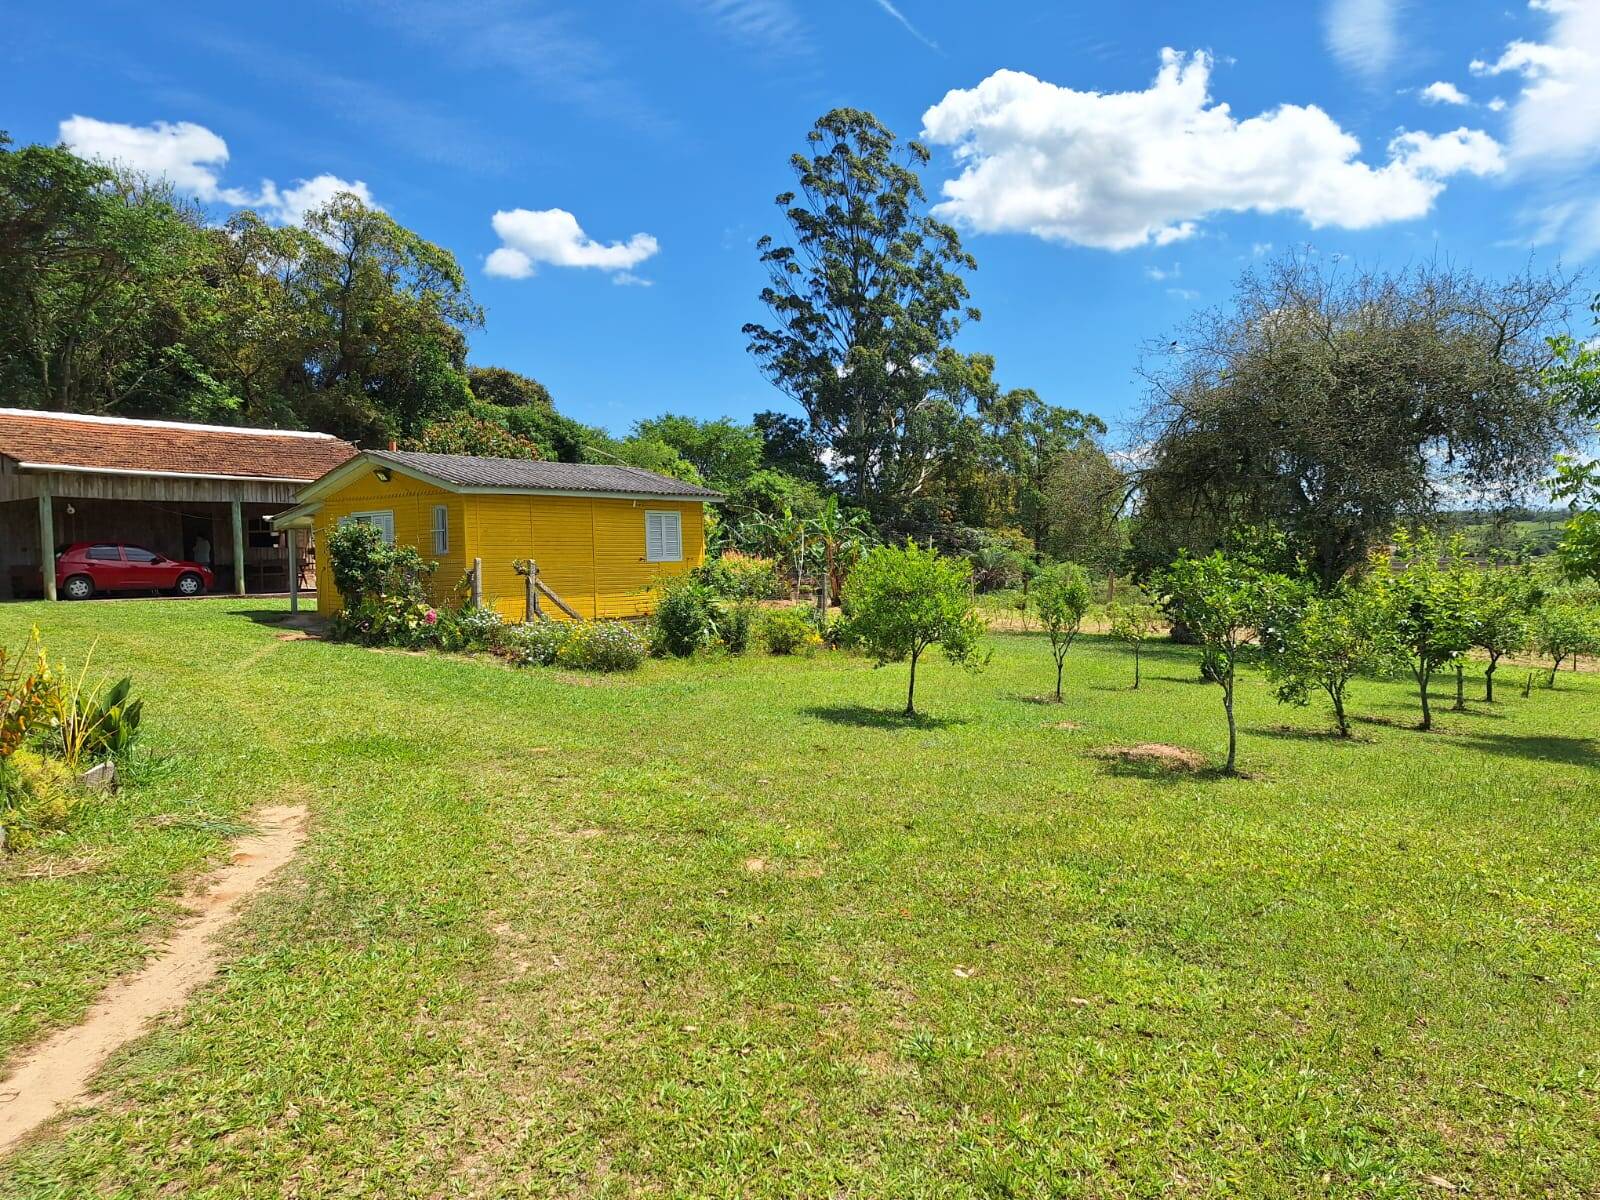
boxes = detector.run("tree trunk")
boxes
[905,650,919,717]
[1222,676,1238,774]
[1133,643,1141,690]
[1330,686,1349,737]
[1417,664,1432,730]
[1453,664,1466,711]
[1484,656,1497,702]
[1054,656,1064,703]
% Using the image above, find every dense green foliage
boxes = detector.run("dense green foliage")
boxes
[1032,561,1094,702]
[840,541,986,715]
[1136,255,1580,587]
[1550,294,1600,584]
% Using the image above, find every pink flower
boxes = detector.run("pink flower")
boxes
[424,609,438,625]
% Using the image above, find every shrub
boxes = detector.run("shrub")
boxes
[2,633,54,765]
[696,552,783,600]
[761,608,819,655]
[326,521,435,609]
[1263,583,1400,737]
[1531,600,1600,687]
[0,747,77,852]
[650,575,718,657]
[438,604,504,652]
[51,670,143,767]
[841,541,987,716]
[555,621,647,672]
[719,600,760,654]
[329,595,443,649]
[1107,602,1161,688]
[495,621,571,667]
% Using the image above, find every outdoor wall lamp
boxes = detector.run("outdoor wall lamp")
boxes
[372,467,393,482]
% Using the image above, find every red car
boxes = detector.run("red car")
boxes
[55,543,215,600]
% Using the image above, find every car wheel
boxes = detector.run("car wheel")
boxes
[63,574,94,600]
[175,572,204,596]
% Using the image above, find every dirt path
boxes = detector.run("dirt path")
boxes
[0,804,309,1157]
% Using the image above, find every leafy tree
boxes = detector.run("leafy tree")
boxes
[1107,602,1160,689]
[1032,562,1094,702]
[1531,600,1599,687]
[1038,442,1128,572]
[467,365,552,409]
[743,108,983,513]
[632,413,762,492]
[1156,550,1291,773]
[404,411,543,460]
[965,387,1107,548]
[1549,293,1600,584]
[1137,253,1581,589]
[1367,529,1477,730]
[1469,565,1541,702]
[841,541,986,716]
[1264,583,1398,737]
[754,410,828,484]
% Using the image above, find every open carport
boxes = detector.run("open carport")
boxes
[0,408,357,601]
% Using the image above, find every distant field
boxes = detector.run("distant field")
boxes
[2,598,1596,1197]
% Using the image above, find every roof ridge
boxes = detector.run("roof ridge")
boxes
[0,407,344,441]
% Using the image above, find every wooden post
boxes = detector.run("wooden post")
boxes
[231,499,246,596]
[471,557,483,609]
[525,568,537,623]
[287,527,300,614]
[38,492,56,601]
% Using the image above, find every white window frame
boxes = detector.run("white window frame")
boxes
[644,510,683,563]
[431,504,449,554]
[339,510,395,544]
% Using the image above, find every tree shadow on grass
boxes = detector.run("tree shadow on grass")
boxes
[801,704,967,730]
[1455,732,1599,768]
[1253,724,1370,744]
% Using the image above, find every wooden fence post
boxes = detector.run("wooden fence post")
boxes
[471,557,483,609]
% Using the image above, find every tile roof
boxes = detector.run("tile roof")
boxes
[0,408,359,481]
[370,450,723,498]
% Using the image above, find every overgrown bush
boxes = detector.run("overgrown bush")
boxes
[0,748,76,852]
[696,552,783,600]
[495,621,570,667]
[326,521,442,648]
[437,604,504,652]
[555,621,647,672]
[762,607,821,655]
[719,600,760,654]
[650,575,718,657]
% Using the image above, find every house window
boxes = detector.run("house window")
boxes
[432,505,449,554]
[248,515,279,549]
[339,510,395,544]
[644,510,682,563]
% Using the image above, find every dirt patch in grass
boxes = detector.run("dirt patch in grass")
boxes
[1103,743,1206,771]
[1047,720,1084,731]
[0,803,309,1157]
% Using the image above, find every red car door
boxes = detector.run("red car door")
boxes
[120,545,170,590]
[82,544,128,591]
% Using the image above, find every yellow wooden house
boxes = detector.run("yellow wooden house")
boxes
[271,450,721,621]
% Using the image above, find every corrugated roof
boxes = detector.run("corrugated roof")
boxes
[0,408,359,481]
[371,450,722,498]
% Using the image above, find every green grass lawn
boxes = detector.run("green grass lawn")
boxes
[1,597,1597,1198]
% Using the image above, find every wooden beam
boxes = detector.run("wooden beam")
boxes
[287,527,299,614]
[37,492,56,602]
[535,576,582,622]
[231,499,246,596]
[471,557,483,609]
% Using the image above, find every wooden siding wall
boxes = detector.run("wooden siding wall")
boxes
[309,472,705,622]
[312,472,466,616]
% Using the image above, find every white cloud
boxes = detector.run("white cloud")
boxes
[1325,0,1405,80]
[1145,264,1180,281]
[59,116,374,225]
[920,51,1504,251]
[1487,96,1508,112]
[1470,0,1600,168]
[486,208,659,280]
[687,0,811,57]
[1420,80,1470,105]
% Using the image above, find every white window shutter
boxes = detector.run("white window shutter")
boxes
[645,513,665,562]
[664,512,682,561]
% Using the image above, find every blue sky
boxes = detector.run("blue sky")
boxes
[5,1,1597,439]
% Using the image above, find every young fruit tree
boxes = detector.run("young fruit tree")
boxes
[1530,600,1600,687]
[1367,529,1476,730]
[1032,562,1094,702]
[1107,601,1160,688]
[1470,566,1542,702]
[1263,583,1398,737]
[841,541,987,717]
[1156,550,1290,773]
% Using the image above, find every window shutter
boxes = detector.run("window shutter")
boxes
[645,513,665,562]
[432,505,448,554]
[663,513,682,562]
